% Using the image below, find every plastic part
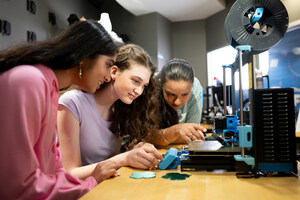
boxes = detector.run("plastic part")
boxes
[234,155,255,170]
[158,147,180,170]
[237,125,253,148]
[236,45,252,52]
[251,7,264,26]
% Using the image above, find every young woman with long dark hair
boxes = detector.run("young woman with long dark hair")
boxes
[0,20,119,199]
[152,58,207,145]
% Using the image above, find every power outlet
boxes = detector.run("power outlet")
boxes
[0,20,11,35]
[27,0,36,14]
[0,19,2,33]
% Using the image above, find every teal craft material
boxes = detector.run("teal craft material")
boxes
[130,171,156,179]
[162,172,191,180]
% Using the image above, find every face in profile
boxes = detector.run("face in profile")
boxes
[79,55,116,93]
[111,63,151,104]
[163,79,193,109]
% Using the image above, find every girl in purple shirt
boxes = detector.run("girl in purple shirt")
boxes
[58,44,163,181]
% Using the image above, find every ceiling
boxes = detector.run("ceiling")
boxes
[92,0,226,22]
[115,0,226,22]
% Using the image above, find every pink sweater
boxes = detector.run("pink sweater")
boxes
[0,65,97,199]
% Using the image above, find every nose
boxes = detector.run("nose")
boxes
[134,86,144,96]
[174,98,182,106]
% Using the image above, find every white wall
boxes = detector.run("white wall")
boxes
[0,0,98,50]
[172,20,207,87]
[282,0,300,23]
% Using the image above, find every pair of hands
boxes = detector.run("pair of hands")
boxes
[91,142,163,183]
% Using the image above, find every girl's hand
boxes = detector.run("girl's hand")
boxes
[173,123,206,142]
[125,142,163,169]
[91,160,120,183]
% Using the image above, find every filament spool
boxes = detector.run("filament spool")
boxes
[224,0,289,54]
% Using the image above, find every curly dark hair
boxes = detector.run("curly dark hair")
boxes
[109,44,160,148]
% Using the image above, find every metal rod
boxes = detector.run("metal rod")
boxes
[253,54,258,89]
[238,50,245,157]
[241,147,245,157]
[223,66,227,116]
[231,68,236,115]
[238,50,244,125]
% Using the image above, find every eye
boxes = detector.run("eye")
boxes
[167,93,175,97]
[132,78,140,84]
[182,93,189,97]
[106,63,113,68]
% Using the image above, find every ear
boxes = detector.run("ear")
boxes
[78,59,86,68]
[110,65,119,80]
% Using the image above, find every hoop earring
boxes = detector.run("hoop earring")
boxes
[79,66,82,79]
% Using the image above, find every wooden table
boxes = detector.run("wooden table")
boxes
[81,142,300,200]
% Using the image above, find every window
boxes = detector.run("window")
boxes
[268,25,300,112]
[207,25,300,113]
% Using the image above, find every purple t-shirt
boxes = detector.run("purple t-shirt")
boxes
[59,90,121,166]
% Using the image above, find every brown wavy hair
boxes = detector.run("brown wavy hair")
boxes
[109,44,160,148]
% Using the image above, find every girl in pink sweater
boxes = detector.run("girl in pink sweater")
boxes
[0,20,119,199]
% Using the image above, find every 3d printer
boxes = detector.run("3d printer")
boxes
[180,0,298,178]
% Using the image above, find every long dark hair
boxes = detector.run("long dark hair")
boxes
[0,20,118,73]
[156,58,195,128]
[110,44,160,148]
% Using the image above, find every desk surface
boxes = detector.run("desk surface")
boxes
[81,142,300,200]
